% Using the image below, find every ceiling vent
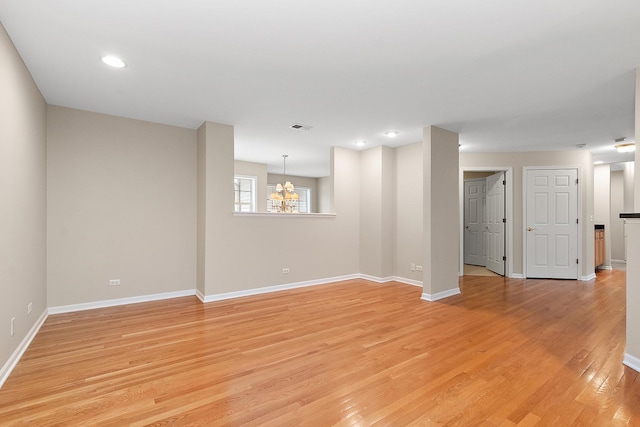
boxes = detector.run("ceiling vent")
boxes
[289,123,313,131]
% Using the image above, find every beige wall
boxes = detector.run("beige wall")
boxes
[594,164,611,267]
[47,106,197,307]
[395,142,423,281]
[0,23,47,376]
[317,176,332,213]
[460,150,594,278]
[198,126,360,296]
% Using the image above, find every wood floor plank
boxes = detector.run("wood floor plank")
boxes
[0,271,639,425]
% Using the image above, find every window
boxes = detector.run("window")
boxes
[267,185,311,213]
[234,175,256,212]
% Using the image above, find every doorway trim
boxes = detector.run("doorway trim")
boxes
[459,167,513,278]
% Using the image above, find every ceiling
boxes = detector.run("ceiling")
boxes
[1,0,639,177]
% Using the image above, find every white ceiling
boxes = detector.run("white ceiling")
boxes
[1,0,639,177]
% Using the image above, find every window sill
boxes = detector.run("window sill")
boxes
[233,212,336,218]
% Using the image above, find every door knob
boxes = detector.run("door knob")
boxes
[527,227,536,232]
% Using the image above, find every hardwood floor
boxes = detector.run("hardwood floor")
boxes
[1,271,639,426]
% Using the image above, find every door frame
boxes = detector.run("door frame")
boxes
[522,166,583,279]
[459,167,513,278]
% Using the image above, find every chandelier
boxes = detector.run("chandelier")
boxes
[270,154,299,213]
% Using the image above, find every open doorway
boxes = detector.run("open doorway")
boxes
[459,167,513,277]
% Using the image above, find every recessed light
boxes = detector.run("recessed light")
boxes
[384,131,399,138]
[101,55,126,68]
[355,140,367,147]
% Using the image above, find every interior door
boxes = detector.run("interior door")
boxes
[525,169,578,279]
[464,179,486,266]
[485,172,505,275]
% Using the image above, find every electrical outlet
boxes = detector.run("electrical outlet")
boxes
[27,303,32,314]
[282,268,290,274]
[416,265,423,271]
[410,263,416,271]
[10,317,15,337]
[109,279,121,286]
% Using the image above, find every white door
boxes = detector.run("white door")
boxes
[486,172,505,275]
[526,169,578,279]
[464,179,486,266]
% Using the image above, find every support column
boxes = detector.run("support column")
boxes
[196,121,235,299]
[635,68,640,210]
[623,67,640,372]
[622,216,640,372]
[422,126,460,301]
[359,146,395,279]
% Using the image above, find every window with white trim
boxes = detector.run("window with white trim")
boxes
[267,185,311,213]
[234,175,257,212]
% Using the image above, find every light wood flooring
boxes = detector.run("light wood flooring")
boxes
[463,264,502,277]
[0,270,638,425]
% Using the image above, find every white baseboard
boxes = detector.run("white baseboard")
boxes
[421,288,461,302]
[360,274,423,287]
[581,273,597,281]
[48,289,196,315]
[0,309,48,389]
[392,277,423,287]
[198,274,360,303]
[597,265,613,270]
[510,273,524,279]
[623,353,640,373]
[611,259,627,264]
[359,274,395,283]
[198,274,424,303]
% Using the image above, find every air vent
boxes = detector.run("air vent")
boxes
[615,137,626,143]
[289,123,313,131]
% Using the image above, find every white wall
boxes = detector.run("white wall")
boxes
[624,162,635,212]
[47,106,197,307]
[611,170,625,261]
[460,150,594,278]
[0,23,47,377]
[594,164,611,268]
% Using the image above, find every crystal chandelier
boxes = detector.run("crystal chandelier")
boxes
[270,154,299,213]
